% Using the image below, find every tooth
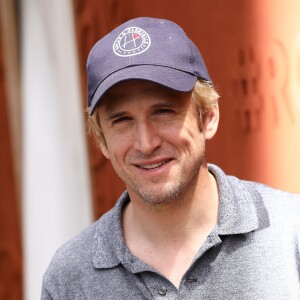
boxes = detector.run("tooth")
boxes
[140,161,165,169]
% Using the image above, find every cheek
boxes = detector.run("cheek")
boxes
[179,118,202,140]
[105,133,132,161]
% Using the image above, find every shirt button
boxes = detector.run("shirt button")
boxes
[158,286,167,295]
[187,277,198,283]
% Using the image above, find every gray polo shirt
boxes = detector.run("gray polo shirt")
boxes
[42,164,300,299]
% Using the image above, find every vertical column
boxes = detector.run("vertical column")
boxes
[0,53,22,299]
[21,1,92,299]
[197,0,300,192]
[0,0,23,299]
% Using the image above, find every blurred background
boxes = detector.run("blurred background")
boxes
[0,0,300,299]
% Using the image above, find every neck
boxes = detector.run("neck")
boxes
[122,163,219,245]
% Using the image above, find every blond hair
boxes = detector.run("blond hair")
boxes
[191,80,220,130]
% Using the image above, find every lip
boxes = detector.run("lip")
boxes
[133,158,173,172]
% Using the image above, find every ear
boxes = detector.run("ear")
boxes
[203,103,219,140]
[100,144,110,160]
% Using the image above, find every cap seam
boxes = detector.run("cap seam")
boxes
[172,22,193,74]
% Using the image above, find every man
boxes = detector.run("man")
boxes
[42,17,300,299]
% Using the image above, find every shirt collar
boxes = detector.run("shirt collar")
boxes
[208,164,269,235]
[92,191,130,269]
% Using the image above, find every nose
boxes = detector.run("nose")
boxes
[133,120,162,154]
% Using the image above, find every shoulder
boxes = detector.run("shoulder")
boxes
[228,174,300,231]
[42,208,115,295]
[241,179,300,212]
[41,191,131,299]
[209,163,300,231]
[213,162,300,210]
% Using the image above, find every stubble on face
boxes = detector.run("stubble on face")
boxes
[110,138,206,208]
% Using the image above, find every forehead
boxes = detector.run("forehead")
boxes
[99,80,190,112]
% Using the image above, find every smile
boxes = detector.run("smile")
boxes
[137,160,171,170]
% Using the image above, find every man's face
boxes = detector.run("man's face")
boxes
[98,80,213,206]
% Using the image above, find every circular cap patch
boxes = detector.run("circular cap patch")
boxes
[113,26,151,57]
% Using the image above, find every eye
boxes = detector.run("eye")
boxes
[154,108,174,116]
[112,116,132,125]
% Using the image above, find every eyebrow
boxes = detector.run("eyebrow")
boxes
[106,110,129,121]
[150,102,177,109]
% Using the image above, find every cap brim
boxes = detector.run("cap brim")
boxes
[89,65,198,115]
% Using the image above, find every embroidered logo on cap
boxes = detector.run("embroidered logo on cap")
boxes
[113,27,151,57]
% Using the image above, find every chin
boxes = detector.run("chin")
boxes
[135,184,186,206]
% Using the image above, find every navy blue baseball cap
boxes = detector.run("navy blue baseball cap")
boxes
[87,17,211,115]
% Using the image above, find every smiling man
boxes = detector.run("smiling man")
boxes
[42,17,300,299]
